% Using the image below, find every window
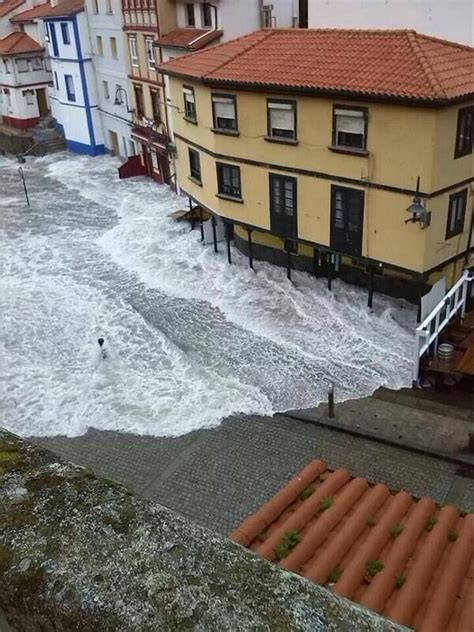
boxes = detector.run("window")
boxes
[16,58,29,73]
[145,37,155,69]
[188,148,201,182]
[202,2,212,27]
[54,71,59,89]
[269,173,297,239]
[61,22,70,45]
[45,57,51,71]
[32,57,43,70]
[183,86,196,121]
[133,84,144,117]
[92,0,99,13]
[4,88,11,106]
[454,106,473,159]
[446,189,468,239]
[103,80,110,99]
[3,59,11,73]
[212,94,237,132]
[150,88,160,123]
[49,22,59,57]
[110,37,118,59]
[96,35,103,56]
[262,5,273,27]
[115,84,122,104]
[267,100,296,140]
[333,106,367,151]
[64,74,76,102]
[24,90,35,106]
[185,3,195,26]
[129,36,138,67]
[106,0,112,13]
[217,163,241,200]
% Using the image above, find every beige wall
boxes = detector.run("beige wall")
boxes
[170,77,473,276]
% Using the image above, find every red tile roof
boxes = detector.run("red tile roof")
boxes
[0,0,25,18]
[33,0,83,18]
[0,31,43,55]
[159,28,474,104]
[10,1,51,22]
[230,459,474,632]
[157,27,223,51]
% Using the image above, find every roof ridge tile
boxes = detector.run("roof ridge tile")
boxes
[406,30,447,99]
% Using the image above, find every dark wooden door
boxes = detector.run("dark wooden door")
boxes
[299,0,308,28]
[269,173,297,240]
[36,88,48,117]
[330,185,364,256]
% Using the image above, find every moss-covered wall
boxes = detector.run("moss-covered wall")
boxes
[0,429,406,632]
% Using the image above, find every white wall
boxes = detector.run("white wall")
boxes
[308,0,473,45]
[85,0,132,157]
[0,52,50,121]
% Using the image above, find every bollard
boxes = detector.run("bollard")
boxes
[328,384,335,418]
[18,166,30,207]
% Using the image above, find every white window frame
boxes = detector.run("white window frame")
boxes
[145,37,155,70]
[334,107,367,150]
[65,74,76,102]
[23,90,35,106]
[96,35,103,56]
[4,60,11,73]
[183,86,196,121]
[16,58,29,73]
[110,36,118,60]
[212,95,237,131]
[129,36,139,67]
[267,100,296,140]
[103,80,110,100]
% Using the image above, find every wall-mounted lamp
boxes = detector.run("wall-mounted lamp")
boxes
[114,86,134,114]
[406,176,431,229]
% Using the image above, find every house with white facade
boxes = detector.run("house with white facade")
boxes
[307,0,472,46]
[85,0,132,158]
[36,0,105,155]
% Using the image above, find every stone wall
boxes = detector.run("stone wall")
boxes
[0,430,406,631]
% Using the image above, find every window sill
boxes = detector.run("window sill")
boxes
[216,193,243,204]
[211,128,240,137]
[264,135,298,145]
[183,116,198,125]
[188,176,202,187]
[445,230,463,240]
[454,151,472,160]
[328,145,369,157]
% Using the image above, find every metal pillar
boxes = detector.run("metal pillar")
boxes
[327,252,332,291]
[312,248,319,277]
[226,223,232,265]
[199,207,204,242]
[286,243,292,281]
[18,167,30,207]
[416,275,425,323]
[368,266,374,309]
[247,229,253,270]
[189,197,195,230]
[211,215,218,253]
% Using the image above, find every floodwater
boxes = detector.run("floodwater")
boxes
[0,153,416,437]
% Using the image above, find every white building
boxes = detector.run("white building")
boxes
[307,0,473,46]
[85,0,132,158]
[36,0,105,155]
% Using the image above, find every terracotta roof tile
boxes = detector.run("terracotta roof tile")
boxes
[0,0,25,18]
[0,31,43,55]
[156,27,223,51]
[10,1,51,22]
[33,0,83,18]
[159,28,474,103]
[230,460,474,631]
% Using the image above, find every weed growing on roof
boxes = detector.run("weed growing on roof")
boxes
[327,567,342,584]
[447,530,458,542]
[256,530,268,542]
[366,559,384,578]
[425,516,438,532]
[319,496,333,512]
[366,516,377,527]
[299,485,315,501]
[274,530,300,561]
[389,523,404,539]
[394,574,406,589]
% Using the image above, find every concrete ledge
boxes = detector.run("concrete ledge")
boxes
[0,429,405,631]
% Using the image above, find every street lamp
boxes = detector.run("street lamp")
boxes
[114,86,134,113]
[406,176,431,228]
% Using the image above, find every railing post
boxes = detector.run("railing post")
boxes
[412,330,422,387]
[460,273,469,318]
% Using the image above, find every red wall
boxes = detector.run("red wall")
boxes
[2,115,40,130]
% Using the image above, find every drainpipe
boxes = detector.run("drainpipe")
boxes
[204,3,218,29]
[464,196,473,270]
[292,0,299,28]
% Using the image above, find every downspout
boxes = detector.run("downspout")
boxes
[293,0,299,28]
[463,194,473,270]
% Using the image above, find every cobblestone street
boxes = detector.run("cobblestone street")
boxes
[34,409,473,535]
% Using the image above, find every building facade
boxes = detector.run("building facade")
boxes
[161,29,473,302]
[37,0,105,155]
[85,0,132,158]
[308,0,472,46]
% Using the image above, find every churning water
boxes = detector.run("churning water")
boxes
[0,154,415,438]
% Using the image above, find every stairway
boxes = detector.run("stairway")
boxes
[32,117,66,155]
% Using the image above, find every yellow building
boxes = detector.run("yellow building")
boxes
[160,28,473,304]
[121,0,176,182]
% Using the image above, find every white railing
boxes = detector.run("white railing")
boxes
[412,269,473,385]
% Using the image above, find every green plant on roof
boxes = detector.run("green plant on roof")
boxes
[319,496,334,512]
[394,574,406,589]
[327,567,342,584]
[425,516,438,532]
[447,530,458,542]
[366,559,384,578]
[390,523,404,539]
[366,515,377,527]
[299,485,315,501]
[256,529,268,542]
[273,530,301,561]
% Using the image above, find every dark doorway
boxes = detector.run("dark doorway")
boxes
[36,88,48,117]
[330,185,364,256]
[299,0,308,28]
[269,173,297,240]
